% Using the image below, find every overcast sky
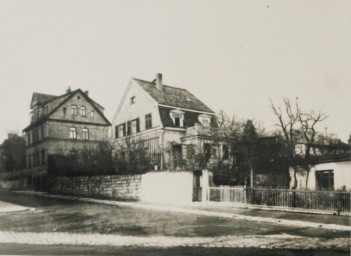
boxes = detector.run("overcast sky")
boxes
[0,0,350,143]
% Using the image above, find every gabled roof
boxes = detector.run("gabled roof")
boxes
[24,89,110,132]
[133,78,215,113]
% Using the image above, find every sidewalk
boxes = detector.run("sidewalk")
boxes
[0,200,32,213]
[10,190,351,231]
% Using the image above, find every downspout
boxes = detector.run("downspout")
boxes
[160,128,166,170]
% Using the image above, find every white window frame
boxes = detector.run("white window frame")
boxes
[69,127,77,139]
[82,128,89,140]
[80,106,86,116]
[71,105,78,115]
[170,109,185,127]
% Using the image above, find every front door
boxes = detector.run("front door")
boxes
[193,170,202,201]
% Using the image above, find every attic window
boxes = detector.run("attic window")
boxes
[77,96,80,99]
[198,114,211,127]
[170,109,185,127]
[130,96,135,104]
[186,97,192,102]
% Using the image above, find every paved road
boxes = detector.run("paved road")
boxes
[0,191,349,255]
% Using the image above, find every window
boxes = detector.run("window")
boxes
[90,111,94,117]
[118,124,124,137]
[198,114,211,127]
[127,119,139,135]
[27,155,31,168]
[132,120,137,134]
[69,127,77,139]
[41,149,45,164]
[316,170,334,191]
[63,107,67,115]
[82,128,89,140]
[71,105,77,115]
[36,151,40,166]
[41,126,44,139]
[222,144,229,160]
[170,110,184,127]
[38,108,42,117]
[145,114,152,129]
[80,107,86,116]
[115,125,118,139]
[130,96,135,104]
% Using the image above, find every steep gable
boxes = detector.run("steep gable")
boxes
[24,89,110,132]
[48,90,110,125]
[112,79,162,132]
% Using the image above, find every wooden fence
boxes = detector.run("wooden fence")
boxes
[206,187,351,212]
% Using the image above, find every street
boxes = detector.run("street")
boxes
[0,191,349,255]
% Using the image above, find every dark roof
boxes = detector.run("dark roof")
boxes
[158,106,217,128]
[30,93,58,108]
[133,78,214,113]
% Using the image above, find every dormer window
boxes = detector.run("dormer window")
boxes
[130,96,135,104]
[198,114,211,127]
[170,109,185,127]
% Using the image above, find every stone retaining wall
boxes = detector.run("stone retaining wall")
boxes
[51,175,142,200]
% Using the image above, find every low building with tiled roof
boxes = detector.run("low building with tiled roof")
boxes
[111,74,227,174]
[23,88,111,186]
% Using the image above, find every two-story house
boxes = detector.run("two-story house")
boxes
[23,88,111,185]
[111,74,227,172]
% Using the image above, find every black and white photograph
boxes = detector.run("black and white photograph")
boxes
[0,0,350,255]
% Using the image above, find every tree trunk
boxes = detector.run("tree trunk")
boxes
[292,167,298,189]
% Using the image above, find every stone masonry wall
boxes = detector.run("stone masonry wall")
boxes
[51,175,142,200]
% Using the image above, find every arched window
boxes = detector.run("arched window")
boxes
[69,127,77,139]
[80,106,86,116]
[71,105,77,115]
[82,128,89,140]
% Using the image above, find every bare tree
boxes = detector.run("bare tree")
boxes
[270,98,327,189]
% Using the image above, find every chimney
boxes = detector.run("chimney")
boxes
[156,73,163,91]
[84,90,89,97]
[66,86,71,93]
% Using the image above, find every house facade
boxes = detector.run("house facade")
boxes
[111,74,227,172]
[23,88,111,185]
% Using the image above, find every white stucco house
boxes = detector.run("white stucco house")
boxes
[110,73,228,173]
[289,159,351,191]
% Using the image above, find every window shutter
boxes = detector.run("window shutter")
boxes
[115,126,118,138]
[136,118,140,132]
[127,121,131,135]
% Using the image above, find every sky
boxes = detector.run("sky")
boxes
[0,0,350,143]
